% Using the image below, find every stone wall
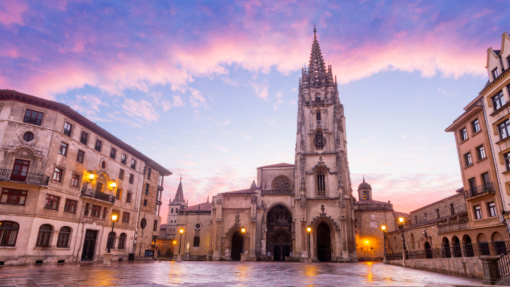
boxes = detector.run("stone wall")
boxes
[387,257,484,279]
[411,193,466,225]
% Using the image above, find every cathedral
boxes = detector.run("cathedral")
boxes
[165,29,396,262]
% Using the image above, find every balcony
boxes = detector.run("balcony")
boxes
[158,185,164,192]
[305,100,332,106]
[156,200,162,206]
[261,189,292,195]
[438,219,470,234]
[0,169,49,186]
[81,188,115,204]
[465,182,495,199]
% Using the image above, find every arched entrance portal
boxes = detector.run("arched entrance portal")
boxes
[266,205,292,261]
[231,231,244,261]
[316,222,331,262]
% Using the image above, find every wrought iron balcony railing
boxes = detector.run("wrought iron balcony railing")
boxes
[81,188,115,204]
[261,189,292,195]
[158,185,164,192]
[63,128,72,137]
[0,169,49,186]
[465,182,495,199]
[438,219,470,234]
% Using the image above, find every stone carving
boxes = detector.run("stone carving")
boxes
[225,248,231,259]
[186,242,190,252]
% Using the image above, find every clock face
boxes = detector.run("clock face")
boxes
[362,190,369,200]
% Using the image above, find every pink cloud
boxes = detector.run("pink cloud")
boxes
[0,0,28,26]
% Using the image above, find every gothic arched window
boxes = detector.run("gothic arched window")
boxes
[316,112,321,121]
[314,131,326,149]
[317,171,325,196]
[193,236,200,247]
[315,93,321,101]
[272,176,291,191]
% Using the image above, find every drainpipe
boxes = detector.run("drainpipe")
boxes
[481,98,510,238]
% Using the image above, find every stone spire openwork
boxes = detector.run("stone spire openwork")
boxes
[308,27,328,87]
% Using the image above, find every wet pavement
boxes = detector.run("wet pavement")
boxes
[0,261,482,286]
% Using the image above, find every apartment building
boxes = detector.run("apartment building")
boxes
[0,90,171,266]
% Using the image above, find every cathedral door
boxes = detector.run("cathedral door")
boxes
[231,231,243,261]
[317,223,331,262]
[266,205,293,261]
[273,246,282,261]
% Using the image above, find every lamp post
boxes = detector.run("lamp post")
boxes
[307,227,312,262]
[399,217,406,251]
[108,213,118,253]
[240,227,246,262]
[177,228,184,262]
[382,225,387,263]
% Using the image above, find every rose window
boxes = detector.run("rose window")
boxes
[273,177,291,190]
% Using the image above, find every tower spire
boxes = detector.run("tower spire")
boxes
[314,23,317,40]
[308,26,327,87]
[173,176,185,203]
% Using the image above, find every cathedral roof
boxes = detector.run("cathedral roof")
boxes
[172,177,186,203]
[258,163,294,168]
[221,188,257,194]
[186,201,212,211]
[357,176,371,190]
[355,199,390,205]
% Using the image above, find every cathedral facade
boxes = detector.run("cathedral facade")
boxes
[171,29,359,262]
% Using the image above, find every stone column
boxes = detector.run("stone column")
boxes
[480,255,501,285]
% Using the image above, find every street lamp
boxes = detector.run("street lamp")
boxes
[178,228,184,255]
[307,227,312,260]
[241,227,246,233]
[108,213,118,253]
[381,225,387,262]
[88,173,95,182]
[399,217,406,251]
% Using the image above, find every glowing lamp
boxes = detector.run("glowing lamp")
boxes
[381,225,386,231]
[399,217,404,223]
[110,182,117,189]
[173,240,177,245]
[111,214,118,221]
[241,227,246,233]
[365,240,369,244]
[88,173,95,181]
[307,227,312,233]
[179,228,184,234]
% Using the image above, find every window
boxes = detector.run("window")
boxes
[77,150,85,163]
[147,167,152,180]
[80,131,88,145]
[153,220,158,231]
[493,91,506,111]
[126,192,132,203]
[316,112,321,121]
[499,119,510,141]
[95,139,102,152]
[477,145,486,160]
[468,178,476,196]
[91,205,101,218]
[11,159,29,181]
[193,236,200,247]
[0,221,19,246]
[57,227,71,248]
[488,202,497,217]
[131,159,136,169]
[505,152,510,171]
[474,205,482,219]
[110,147,116,159]
[23,109,43,125]
[64,199,77,213]
[0,189,27,205]
[493,68,500,79]
[116,189,122,200]
[36,224,52,247]
[129,174,134,184]
[459,128,468,141]
[314,131,326,149]
[45,194,60,210]
[143,199,147,206]
[171,208,173,213]
[145,183,150,195]
[107,232,116,250]
[424,213,427,221]
[59,142,68,156]
[101,161,106,169]
[464,152,472,166]
[119,169,124,180]
[482,172,491,186]
[122,212,130,223]
[472,119,480,133]
[96,182,103,193]
[436,209,440,219]
[317,171,325,196]
[63,122,73,137]
[315,93,321,101]
[23,132,34,142]
[118,233,126,249]
[53,167,63,182]
[121,154,127,164]
[102,207,108,219]
[71,173,80,188]
[414,216,417,224]
[84,203,90,216]
[450,203,455,215]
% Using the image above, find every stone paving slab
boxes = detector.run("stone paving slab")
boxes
[0,261,483,286]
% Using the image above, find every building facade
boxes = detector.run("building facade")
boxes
[0,90,171,266]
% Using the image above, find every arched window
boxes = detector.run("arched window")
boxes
[193,236,200,247]
[36,224,52,247]
[314,131,326,149]
[315,93,321,101]
[57,227,71,248]
[107,232,116,250]
[316,112,321,121]
[0,221,19,246]
[118,233,126,249]
[317,171,325,196]
[171,208,173,213]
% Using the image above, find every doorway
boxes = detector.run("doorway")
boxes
[81,230,97,261]
[316,223,331,262]
[231,231,244,261]
[424,242,432,258]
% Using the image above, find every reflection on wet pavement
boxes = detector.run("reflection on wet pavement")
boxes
[0,261,481,286]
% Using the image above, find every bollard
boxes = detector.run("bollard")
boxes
[176,254,182,262]
[103,253,112,266]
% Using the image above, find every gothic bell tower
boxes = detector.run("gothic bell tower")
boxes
[294,28,357,261]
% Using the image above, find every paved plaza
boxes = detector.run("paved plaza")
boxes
[0,261,481,286]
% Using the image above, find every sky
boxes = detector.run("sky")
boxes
[1,0,509,223]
